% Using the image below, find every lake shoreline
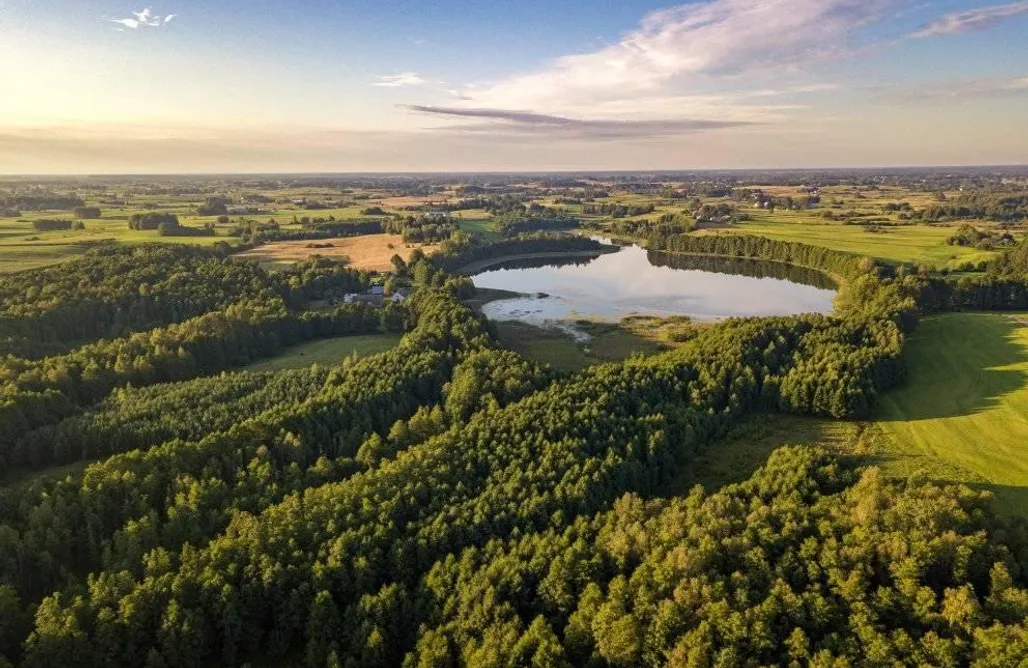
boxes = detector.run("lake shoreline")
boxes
[455,248,618,275]
[471,242,838,327]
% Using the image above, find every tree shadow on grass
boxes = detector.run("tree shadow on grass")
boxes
[854,447,1028,518]
[965,482,1028,518]
[877,314,1028,422]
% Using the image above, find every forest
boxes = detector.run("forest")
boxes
[2,173,1028,666]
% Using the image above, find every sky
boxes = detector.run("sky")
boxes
[0,0,1026,173]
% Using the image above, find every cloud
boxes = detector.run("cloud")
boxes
[910,1,1028,38]
[110,7,176,30]
[872,75,1028,100]
[373,72,426,87]
[454,0,894,114]
[401,104,755,140]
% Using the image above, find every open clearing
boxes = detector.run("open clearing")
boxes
[243,333,402,372]
[660,414,867,497]
[234,234,425,271]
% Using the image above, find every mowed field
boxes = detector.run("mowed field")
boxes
[0,217,231,272]
[233,234,425,271]
[874,313,1028,514]
[242,333,402,372]
[725,212,997,269]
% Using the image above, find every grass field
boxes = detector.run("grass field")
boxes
[494,321,596,372]
[0,217,232,272]
[493,319,672,373]
[243,333,402,372]
[725,211,996,269]
[233,234,425,271]
[456,212,501,239]
[873,313,1028,514]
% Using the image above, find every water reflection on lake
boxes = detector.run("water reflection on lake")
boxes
[472,243,837,327]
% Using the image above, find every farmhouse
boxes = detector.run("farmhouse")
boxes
[343,286,408,307]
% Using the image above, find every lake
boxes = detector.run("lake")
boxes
[472,243,837,329]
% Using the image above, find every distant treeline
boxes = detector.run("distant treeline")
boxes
[909,237,1028,311]
[946,223,1016,250]
[583,202,656,217]
[0,194,84,211]
[30,219,74,232]
[921,191,1028,222]
[495,211,579,237]
[647,231,1028,315]
[647,233,876,281]
[582,215,694,238]
[241,215,459,244]
[73,207,102,219]
[128,212,214,237]
[430,233,611,273]
[648,250,839,290]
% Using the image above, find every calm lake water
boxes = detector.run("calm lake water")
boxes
[472,243,837,327]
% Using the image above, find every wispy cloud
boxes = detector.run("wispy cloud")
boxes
[402,104,755,140]
[111,7,177,30]
[453,0,894,114]
[910,1,1028,38]
[872,75,1028,100]
[373,72,426,88]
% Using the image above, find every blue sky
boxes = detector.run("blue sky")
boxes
[0,0,1026,172]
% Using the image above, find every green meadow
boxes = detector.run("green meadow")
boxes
[0,217,232,272]
[242,333,403,372]
[728,210,996,269]
[873,313,1028,514]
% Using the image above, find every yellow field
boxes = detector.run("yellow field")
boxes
[233,234,425,271]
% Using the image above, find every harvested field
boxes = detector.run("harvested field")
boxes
[379,195,438,207]
[234,234,425,271]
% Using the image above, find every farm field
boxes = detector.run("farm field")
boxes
[0,217,232,272]
[726,212,997,268]
[873,313,1028,514]
[242,333,402,372]
[233,234,425,270]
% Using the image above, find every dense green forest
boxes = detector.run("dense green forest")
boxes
[1,232,1028,668]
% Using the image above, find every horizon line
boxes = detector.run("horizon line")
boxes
[3,163,1028,179]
